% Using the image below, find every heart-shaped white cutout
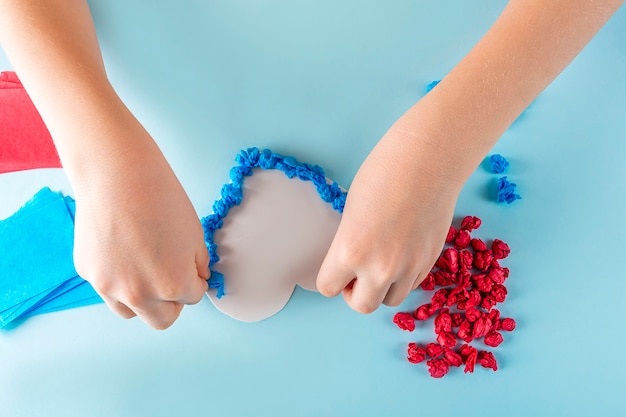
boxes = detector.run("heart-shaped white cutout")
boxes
[206,168,342,322]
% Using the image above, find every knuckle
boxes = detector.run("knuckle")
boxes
[159,284,183,302]
[351,300,378,315]
[384,279,416,307]
[157,274,189,301]
[84,273,115,296]
[383,294,405,307]
[89,279,110,295]
[186,288,206,305]
[370,271,393,289]
[148,304,183,330]
[112,303,137,320]
[120,311,136,320]
[317,281,339,297]
[151,273,185,301]
[150,319,175,331]
[123,289,145,308]
[336,239,367,266]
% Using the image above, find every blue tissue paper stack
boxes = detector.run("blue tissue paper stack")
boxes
[0,187,102,329]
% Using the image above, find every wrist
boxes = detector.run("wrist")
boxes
[388,90,500,189]
[52,91,165,195]
[382,120,475,196]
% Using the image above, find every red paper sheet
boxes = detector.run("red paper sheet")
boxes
[0,71,62,173]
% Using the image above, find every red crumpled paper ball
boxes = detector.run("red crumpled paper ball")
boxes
[444,348,464,367]
[414,304,433,321]
[425,343,445,359]
[407,343,427,364]
[500,317,517,332]
[484,331,504,347]
[470,238,488,252]
[420,272,436,291]
[491,239,511,259]
[461,216,482,231]
[427,359,450,378]
[464,307,482,323]
[435,248,459,273]
[478,350,498,371]
[393,312,415,332]
[491,284,508,303]
[434,309,452,334]
[454,229,472,249]
[458,344,478,373]
[446,226,457,243]
[473,250,493,271]
[436,332,457,350]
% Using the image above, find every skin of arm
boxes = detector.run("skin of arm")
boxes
[316,0,625,313]
[0,0,210,329]
[1,0,623,325]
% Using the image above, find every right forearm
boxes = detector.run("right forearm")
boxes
[0,0,110,112]
[0,0,152,186]
[0,0,218,330]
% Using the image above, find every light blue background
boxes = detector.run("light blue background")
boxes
[1,1,626,416]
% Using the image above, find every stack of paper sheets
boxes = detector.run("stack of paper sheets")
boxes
[1,71,101,328]
[0,187,102,329]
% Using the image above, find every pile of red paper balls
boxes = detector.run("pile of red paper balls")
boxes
[393,216,516,378]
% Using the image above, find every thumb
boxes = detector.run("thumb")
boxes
[316,240,356,297]
[196,242,211,280]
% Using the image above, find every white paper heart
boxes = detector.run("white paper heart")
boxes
[206,168,342,322]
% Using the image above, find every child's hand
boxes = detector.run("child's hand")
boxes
[316,125,463,313]
[316,0,626,314]
[71,122,210,330]
[0,0,209,330]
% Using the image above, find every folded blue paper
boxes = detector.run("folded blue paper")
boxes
[0,187,102,328]
[21,279,101,318]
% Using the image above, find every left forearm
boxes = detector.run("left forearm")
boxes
[394,0,624,182]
